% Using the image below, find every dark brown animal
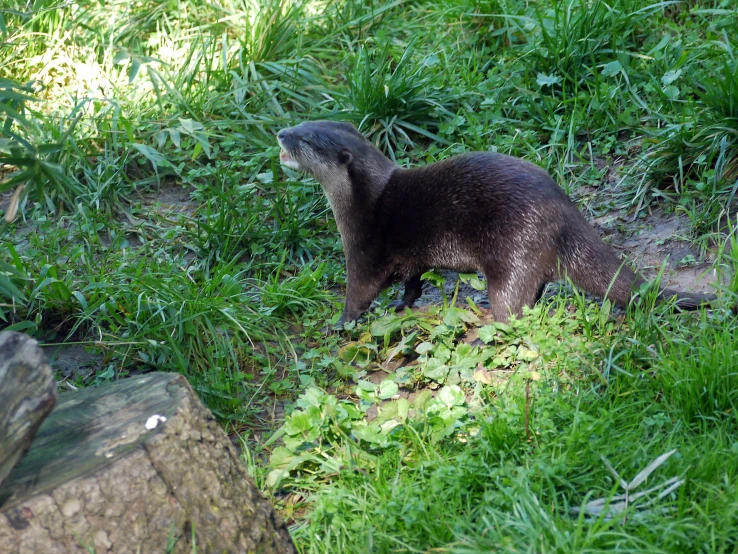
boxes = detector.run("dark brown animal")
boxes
[277,121,716,325]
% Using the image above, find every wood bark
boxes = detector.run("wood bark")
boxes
[0,331,58,489]
[0,372,296,554]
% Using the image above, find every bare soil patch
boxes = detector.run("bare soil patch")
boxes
[593,210,717,293]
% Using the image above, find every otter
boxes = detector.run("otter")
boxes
[277,121,716,325]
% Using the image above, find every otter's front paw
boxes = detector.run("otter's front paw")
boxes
[338,308,363,326]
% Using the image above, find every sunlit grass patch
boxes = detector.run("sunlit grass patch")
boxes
[277,300,738,552]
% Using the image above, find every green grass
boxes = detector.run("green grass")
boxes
[2,0,738,551]
[343,37,459,153]
[270,299,738,553]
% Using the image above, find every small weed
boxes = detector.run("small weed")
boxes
[230,0,306,64]
[261,261,332,317]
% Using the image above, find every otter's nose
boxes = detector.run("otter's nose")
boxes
[277,129,288,141]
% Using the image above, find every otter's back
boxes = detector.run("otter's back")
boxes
[375,152,578,246]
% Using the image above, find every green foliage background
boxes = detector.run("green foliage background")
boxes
[1,0,738,551]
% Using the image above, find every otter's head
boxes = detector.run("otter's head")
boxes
[277,121,396,203]
[277,121,366,173]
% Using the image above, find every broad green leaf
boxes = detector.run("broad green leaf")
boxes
[268,446,294,468]
[423,357,448,381]
[295,387,324,409]
[378,379,399,399]
[517,348,539,361]
[284,412,315,435]
[352,422,387,445]
[661,69,682,86]
[477,325,497,344]
[601,61,623,77]
[459,272,486,291]
[437,385,465,408]
[415,341,433,354]
[536,73,561,87]
[663,85,680,100]
[421,270,445,289]
[370,313,403,336]
[168,128,181,148]
[357,380,377,392]
[178,118,205,133]
[131,143,171,170]
[338,341,374,363]
[356,382,378,403]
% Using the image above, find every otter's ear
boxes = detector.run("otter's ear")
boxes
[338,150,353,166]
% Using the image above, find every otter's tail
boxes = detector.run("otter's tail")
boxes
[560,223,715,311]
[657,289,717,310]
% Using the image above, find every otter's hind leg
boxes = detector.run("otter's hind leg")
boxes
[485,271,547,323]
[389,274,423,311]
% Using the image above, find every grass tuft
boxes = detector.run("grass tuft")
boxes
[343,38,457,155]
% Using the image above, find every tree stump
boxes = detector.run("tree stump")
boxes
[0,331,58,489]
[0,372,296,554]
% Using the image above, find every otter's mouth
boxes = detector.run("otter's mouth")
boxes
[278,141,301,171]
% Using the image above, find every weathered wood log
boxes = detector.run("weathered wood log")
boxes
[0,372,296,554]
[0,331,58,489]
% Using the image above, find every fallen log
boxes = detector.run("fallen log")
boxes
[0,331,58,489]
[0,371,295,554]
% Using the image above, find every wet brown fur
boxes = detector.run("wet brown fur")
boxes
[277,121,716,325]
